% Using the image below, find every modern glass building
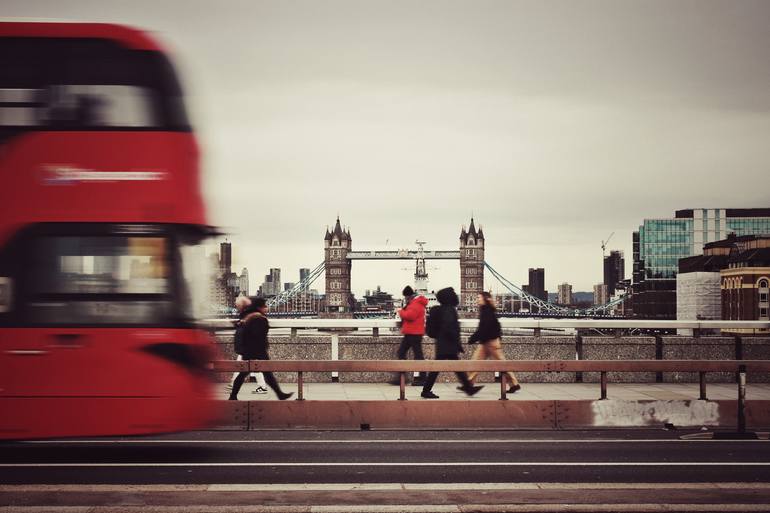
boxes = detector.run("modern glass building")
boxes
[632,208,770,319]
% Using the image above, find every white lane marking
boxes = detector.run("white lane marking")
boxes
[20,438,770,444]
[3,482,770,492]
[2,462,770,467]
[313,507,457,513]
[310,507,770,513]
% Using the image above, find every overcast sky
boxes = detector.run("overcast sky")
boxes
[7,0,770,296]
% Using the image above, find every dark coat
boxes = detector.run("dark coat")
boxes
[434,287,463,356]
[468,304,502,344]
[237,308,270,359]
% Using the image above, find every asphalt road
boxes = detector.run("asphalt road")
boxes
[2,430,770,512]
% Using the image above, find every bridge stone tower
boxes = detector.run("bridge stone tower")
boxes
[323,217,353,317]
[459,218,485,313]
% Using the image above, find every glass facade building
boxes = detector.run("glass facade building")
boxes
[632,208,770,319]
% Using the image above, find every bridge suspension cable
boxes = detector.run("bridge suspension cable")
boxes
[483,261,627,317]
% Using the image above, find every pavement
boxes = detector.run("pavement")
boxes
[224,381,770,401]
[3,430,770,512]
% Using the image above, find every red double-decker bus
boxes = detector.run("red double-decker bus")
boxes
[0,22,221,439]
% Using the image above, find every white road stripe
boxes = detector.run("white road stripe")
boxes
[2,461,770,467]
[20,438,770,444]
[3,482,770,492]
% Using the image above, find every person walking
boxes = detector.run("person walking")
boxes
[229,297,293,401]
[421,287,484,399]
[466,291,521,394]
[397,285,428,386]
[227,296,269,395]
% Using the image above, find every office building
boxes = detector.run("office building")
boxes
[238,268,249,296]
[527,268,547,301]
[219,241,232,273]
[632,208,770,319]
[299,268,310,283]
[603,250,625,296]
[258,268,282,297]
[557,283,573,305]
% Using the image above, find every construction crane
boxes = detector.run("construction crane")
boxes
[601,232,614,258]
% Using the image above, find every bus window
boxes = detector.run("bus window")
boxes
[25,235,178,326]
[0,37,189,133]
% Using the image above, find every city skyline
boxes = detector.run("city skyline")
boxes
[7,0,770,294]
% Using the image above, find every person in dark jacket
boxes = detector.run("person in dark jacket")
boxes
[421,287,484,399]
[229,297,293,401]
[466,291,521,393]
[396,285,429,386]
[227,296,269,395]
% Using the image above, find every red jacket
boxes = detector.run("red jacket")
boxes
[398,295,428,335]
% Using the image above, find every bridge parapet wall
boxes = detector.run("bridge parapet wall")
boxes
[582,337,657,383]
[212,332,770,384]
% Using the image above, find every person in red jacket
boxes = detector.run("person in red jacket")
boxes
[396,286,428,385]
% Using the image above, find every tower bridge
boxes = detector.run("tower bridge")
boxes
[321,217,484,316]
[266,216,628,317]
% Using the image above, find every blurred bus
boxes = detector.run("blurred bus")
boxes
[0,22,221,439]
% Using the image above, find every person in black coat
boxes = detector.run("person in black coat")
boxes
[229,297,293,401]
[467,291,521,393]
[421,287,484,399]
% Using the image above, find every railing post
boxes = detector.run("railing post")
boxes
[290,327,298,339]
[600,371,608,400]
[331,334,339,382]
[297,371,305,401]
[738,364,747,433]
[699,371,707,400]
[575,334,583,383]
[399,372,406,401]
[373,327,379,338]
[499,372,508,401]
[533,328,542,337]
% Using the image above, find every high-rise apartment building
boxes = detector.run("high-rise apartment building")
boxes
[593,283,609,306]
[557,283,573,305]
[632,208,770,319]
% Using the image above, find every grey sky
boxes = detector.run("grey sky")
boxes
[6,0,770,295]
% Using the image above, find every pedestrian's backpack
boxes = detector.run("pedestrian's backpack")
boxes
[233,322,245,356]
[425,305,442,338]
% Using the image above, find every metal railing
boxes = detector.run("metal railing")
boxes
[202,318,770,333]
[212,358,770,433]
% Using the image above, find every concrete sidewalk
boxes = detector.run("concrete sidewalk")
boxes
[223,381,770,401]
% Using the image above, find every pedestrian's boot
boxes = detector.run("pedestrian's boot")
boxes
[421,389,439,399]
[462,385,484,397]
[277,391,294,401]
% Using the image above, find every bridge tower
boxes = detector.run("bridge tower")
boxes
[459,218,484,313]
[323,217,353,317]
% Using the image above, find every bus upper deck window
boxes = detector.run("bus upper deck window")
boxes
[44,85,157,128]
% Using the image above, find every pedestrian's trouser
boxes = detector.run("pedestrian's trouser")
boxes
[230,354,266,387]
[422,354,473,392]
[229,354,285,399]
[397,334,426,382]
[466,338,519,385]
